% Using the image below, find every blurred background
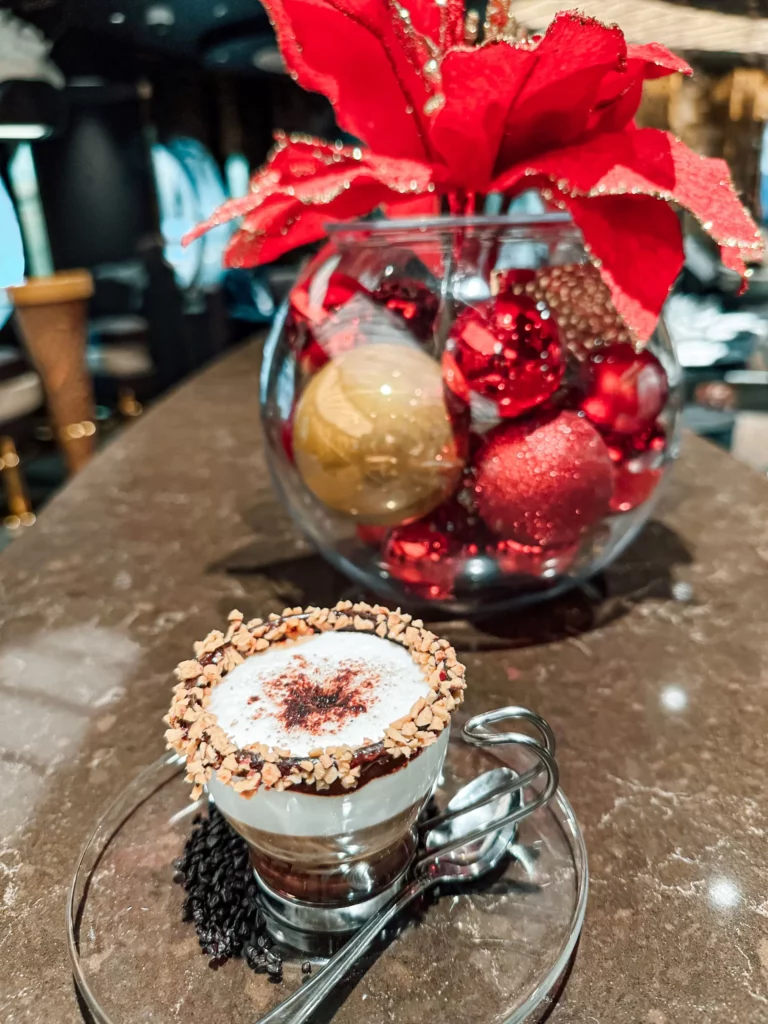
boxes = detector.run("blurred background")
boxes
[1,0,768,543]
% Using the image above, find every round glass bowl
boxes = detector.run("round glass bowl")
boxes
[260,214,682,614]
[68,733,587,1024]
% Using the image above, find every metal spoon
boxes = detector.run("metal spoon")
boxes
[254,723,558,1024]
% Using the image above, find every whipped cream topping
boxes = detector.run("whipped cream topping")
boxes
[208,631,431,756]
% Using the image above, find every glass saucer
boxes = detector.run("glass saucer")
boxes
[68,735,588,1024]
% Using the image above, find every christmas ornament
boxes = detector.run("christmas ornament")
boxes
[383,495,490,597]
[186,10,761,344]
[448,294,565,419]
[581,345,669,435]
[528,263,636,355]
[604,422,667,513]
[373,277,439,342]
[610,465,662,514]
[288,264,372,373]
[292,342,465,524]
[474,412,614,547]
[384,518,459,599]
[495,538,578,577]
[357,523,388,546]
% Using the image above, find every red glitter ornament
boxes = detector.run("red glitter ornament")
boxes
[581,345,669,435]
[474,411,614,547]
[448,294,565,419]
[373,277,440,342]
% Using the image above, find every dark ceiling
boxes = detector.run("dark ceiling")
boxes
[9,0,768,72]
[9,0,279,73]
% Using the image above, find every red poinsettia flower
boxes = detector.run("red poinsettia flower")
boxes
[185,4,763,341]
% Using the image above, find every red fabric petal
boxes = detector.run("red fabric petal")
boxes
[432,14,694,185]
[380,194,441,219]
[260,0,435,161]
[626,42,692,79]
[405,0,464,51]
[431,42,531,190]
[567,195,683,340]
[186,138,438,267]
[493,13,628,173]
[590,44,692,136]
[492,128,763,339]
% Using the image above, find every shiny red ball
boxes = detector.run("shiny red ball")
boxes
[581,345,668,435]
[356,523,388,547]
[289,271,368,372]
[474,411,614,547]
[610,466,662,513]
[495,538,578,577]
[384,519,458,599]
[605,422,667,513]
[448,294,565,419]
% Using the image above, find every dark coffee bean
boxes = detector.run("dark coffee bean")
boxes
[301,961,312,975]
[174,806,280,980]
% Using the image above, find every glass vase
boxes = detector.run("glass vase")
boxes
[260,214,681,614]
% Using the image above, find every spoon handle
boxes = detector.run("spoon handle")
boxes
[254,877,428,1024]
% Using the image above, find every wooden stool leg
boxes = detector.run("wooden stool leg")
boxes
[0,437,35,529]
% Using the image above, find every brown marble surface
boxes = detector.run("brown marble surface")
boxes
[2,342,768,1023]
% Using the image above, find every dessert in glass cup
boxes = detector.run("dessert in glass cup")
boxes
[164,602,466,909]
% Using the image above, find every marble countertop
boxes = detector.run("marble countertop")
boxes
[2,342,768,1023]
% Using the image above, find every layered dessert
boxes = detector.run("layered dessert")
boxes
[165,601,466,905]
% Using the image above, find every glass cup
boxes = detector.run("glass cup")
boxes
[207,727,450,913]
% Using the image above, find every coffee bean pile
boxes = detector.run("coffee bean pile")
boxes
[173,805,284,979]
[174,797,441,977]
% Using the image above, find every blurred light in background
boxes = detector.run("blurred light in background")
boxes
[225,153,250,199]
[7,142,53,278]
[151,138,234,290]
[145,4,176,28]
[0,177,24,328]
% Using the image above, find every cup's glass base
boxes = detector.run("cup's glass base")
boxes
[255,867,412,954]
[68,736,587,1024]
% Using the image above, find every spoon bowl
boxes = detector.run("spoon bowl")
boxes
[424,766,520,884]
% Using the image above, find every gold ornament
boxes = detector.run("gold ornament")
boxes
[293,342,465,525]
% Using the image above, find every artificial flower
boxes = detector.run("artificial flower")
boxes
[185,3,763,340]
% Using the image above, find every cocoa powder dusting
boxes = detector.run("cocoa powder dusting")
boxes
[265,654,377,735]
